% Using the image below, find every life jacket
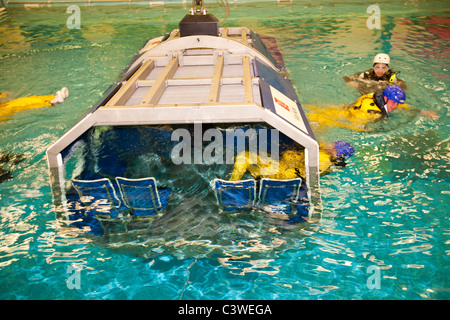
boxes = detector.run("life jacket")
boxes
[347,91,387,122]
[363,68,397,82]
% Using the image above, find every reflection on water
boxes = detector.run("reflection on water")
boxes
[357,130,449,179]
[57,192,307,277]
[0,3,449,299]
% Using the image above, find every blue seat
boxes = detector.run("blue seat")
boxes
[258,178,303,215]
[213,178,257,212]
[115,177,169,216]
[71,178,121,219]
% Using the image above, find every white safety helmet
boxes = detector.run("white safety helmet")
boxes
[373,53,390,66]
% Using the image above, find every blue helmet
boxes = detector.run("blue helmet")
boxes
[334,141,355,159]
[383,85,406,104]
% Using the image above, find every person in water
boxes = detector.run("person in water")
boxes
[229,141,355,181]
[0,152,25,183]
[343,53,407,95]
[0,87,68,123]
[307,85,438,132]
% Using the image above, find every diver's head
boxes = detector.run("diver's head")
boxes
[382,84,405,112]
[373,85,406,115]
[373,53,390,77]
[334,141,355,159]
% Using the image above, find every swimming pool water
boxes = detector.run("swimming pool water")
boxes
[0,1,449,300]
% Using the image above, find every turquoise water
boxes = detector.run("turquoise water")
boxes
[0,1,449,300]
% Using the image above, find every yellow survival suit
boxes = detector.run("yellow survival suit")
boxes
[0,88,68,123]
[306,92,408,132]
[230,148,336,181]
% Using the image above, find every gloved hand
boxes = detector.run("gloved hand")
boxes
[50,87,69,104]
